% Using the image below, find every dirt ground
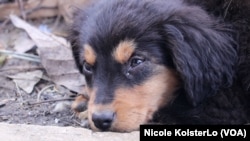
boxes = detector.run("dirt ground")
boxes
[0,83,81,127]
[0,18,88,129]
[0,0,94,132]
[0,59,86,128]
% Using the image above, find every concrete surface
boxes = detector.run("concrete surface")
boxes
[0,123,139,141]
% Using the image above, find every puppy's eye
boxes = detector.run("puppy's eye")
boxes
[130,57,145,68]
[83,62,93,75]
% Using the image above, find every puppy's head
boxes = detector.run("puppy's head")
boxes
[70,0,237,132]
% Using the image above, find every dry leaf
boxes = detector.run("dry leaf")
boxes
[14,34,35,53]
[10,15,86,94]
[10,14,68,48]
[7,70,43,93]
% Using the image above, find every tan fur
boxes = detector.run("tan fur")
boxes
[87,66,180,132]
[83,44,96,65]
[86,87,100,131]
[71,94,88,112]
[112,40,136,64]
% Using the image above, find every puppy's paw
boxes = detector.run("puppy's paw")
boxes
[72,94,88,119]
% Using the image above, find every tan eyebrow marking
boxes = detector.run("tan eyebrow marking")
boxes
[112,40,136,64]
[83,44,96,65]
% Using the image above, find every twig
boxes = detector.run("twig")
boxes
[25,0,44,16]
[72,119,83,126]
[14,81,24,103]
[0,50,40,62]
[17,0,26,20]
[51,15,62,31]
[25,0,42,15]
[37,84,55,102]
[0,66,43,72]
[17,0,53,20]
[28,98,75,105]
[23,0,59,19]
[5,76,42,81]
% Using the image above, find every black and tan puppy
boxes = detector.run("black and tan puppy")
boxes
[69,0,250,132]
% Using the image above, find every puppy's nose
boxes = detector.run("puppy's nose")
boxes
[92,111,115,131]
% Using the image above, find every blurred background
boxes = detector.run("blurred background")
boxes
[0,0,93,128]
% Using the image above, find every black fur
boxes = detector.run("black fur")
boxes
[70,0,250,125]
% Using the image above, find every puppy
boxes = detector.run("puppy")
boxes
[69,0,250,132]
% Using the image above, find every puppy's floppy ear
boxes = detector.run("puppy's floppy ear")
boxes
[69,2,99,73]
[68,8,87,73]
[163,9,238,106]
